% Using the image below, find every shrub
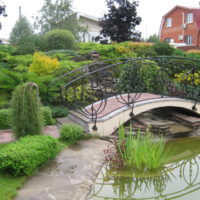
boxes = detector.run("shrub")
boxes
[5,54,33,70]
[0,107,55,130]
[153,42,174,56]
[41,107,56,125]
[0,135,58,176]
[29,52,60,75]
[0,109,11,129]
[50,106,69,118]
[60,124,83,141]
[10,82,43,139]
[44,29,76,50]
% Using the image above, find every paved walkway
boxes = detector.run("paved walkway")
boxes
[0,125,60,143]
[15,138,110,200]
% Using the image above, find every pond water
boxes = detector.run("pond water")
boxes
[88,136,200,200]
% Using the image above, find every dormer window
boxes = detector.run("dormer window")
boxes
[186,13,193,23]
[166,18,172,27]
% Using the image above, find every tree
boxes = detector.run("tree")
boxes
[147,34,159,43]
[34,0,82,39]
[11,82,43,139]
[0,1,7,30]
[99,0,142,42]
[9,16,33,45]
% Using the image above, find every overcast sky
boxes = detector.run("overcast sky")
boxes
[1,0,200,40]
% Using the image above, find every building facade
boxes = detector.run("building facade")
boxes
[159,6,200,47]
[77,12,101,42]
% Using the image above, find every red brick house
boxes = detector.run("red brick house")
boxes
[159,5,200,47]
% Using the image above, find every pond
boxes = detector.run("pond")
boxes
[88,136,200,200]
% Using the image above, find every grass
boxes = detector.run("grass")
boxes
[117,126,169,170]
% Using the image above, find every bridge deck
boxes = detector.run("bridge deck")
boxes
[86,93,163,118]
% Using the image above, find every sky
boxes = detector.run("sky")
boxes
[1,0,200,40]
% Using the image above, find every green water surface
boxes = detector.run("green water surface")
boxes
[88,136,200,200]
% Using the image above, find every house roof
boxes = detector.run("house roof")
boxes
[159,5,200,36]
[77,12,99,22]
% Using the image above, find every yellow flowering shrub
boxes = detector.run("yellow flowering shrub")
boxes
[175,71,200,86]
[29,52,60,75]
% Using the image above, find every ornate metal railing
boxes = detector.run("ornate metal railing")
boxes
[48,56,200,129]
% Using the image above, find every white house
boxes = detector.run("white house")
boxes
[77,12,101,42]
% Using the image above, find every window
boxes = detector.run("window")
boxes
[186,13,193,23]
[166,18,172,27]
[185,35,193,45]
[165,38,173,43]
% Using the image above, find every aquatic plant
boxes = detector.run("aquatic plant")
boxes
[106,126,169,170]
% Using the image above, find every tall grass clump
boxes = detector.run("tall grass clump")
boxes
[10,82,43,139]
[116,126,169,170]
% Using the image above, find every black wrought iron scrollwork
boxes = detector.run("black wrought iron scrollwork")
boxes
[48,56,200,130]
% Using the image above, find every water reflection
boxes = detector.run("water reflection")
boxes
[88,149,200,199]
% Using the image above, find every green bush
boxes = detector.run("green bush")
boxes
[60,124,83,141]
[0,45,16,55]
[5,54,33,70]
[0,109,11,129]
[0,135,58,176]
[50,106,69,118]
[41,107,56,125]
[10,83,43,139]
[152,42,174,56]
[0,107,55,130]
[44,29,76,50]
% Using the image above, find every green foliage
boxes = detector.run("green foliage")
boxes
[118,60,160,93]
[0,45,16,55]
[10,82,43,139]
[0,109,11,129]
[9,16,33,46]
[147,34,159,43]
[0,107,55,130]
[5,54,33,70]
[60,124,83,142]
[139,60,160,92]
[44,29,76,50]
[117,126,169,170]
[50,106,69,118]
[29,52,60,75]
[34,0,82,38]
[45,49,79,59]
[0,135,58,176]
[152,42,174,56]
[41,107,56,125]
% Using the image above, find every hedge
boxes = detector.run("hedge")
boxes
[0,135,58,176]
[60,124,83,141]
[0,109,11,130]
[0,107,55,130]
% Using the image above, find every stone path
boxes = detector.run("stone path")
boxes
[15,138,110,200]
[0,125,60,143]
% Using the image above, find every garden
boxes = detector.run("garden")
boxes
[1,38,200,199]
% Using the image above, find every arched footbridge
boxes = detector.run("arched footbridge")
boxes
[48,56,200,136]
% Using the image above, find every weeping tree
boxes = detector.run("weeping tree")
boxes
[11,82,43,139]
